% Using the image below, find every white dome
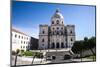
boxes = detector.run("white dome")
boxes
[51,9,64,25]
[52,9,64,19]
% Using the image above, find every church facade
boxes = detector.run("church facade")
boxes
[39,9,75,50]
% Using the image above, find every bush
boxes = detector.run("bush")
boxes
[21,50,24,53]
[23,51,33,56]
[23,51,43,58]
[35,52,43,58]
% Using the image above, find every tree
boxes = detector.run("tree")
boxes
[14,49,20,66]
[72,36,96,61]
[83,37,96,55]
[87,37,96,55]
[72,41,84,54]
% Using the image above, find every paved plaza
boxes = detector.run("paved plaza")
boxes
[11,55,94,66]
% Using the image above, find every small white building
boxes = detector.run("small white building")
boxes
[12,28,31,52]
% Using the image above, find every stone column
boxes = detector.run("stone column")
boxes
[49,36,51,49]
[59,37,61,49]
[64,36,66,48]
[55,35,57,49]
[55,42,56,49]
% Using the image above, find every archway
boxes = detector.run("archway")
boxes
[61,42,64,48]
[51,43,55,49]
[66,43,68,48]
[56,42,59,48]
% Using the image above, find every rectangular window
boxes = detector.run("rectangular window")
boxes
[19,35,20,39]
[24,41,25,44]
[15,34,17,38]
[22,36,23,39]
[21,46,22,48]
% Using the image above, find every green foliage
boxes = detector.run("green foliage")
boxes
[35,52,43,58]
[16,49,20,54]
[72,40,84,53]
[23,51,43,58]
[86,55,96,60]
[88,37,96,48]
[23,51,33,56]
[72,36,96,54]
[21,50,24,53]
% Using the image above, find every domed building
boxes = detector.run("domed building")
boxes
[38,9,75,60]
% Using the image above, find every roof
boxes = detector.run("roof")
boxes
[12,28,29,36]
[52,9,64,19]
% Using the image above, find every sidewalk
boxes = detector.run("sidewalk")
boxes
[11,56,94,66]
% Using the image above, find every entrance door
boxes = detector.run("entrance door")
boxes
[51,43,55,49]
[56,42,59,48]
[61,42,64,48]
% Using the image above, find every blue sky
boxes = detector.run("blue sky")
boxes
[12,1,96,40]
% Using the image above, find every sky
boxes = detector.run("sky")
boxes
[12,1,96,40]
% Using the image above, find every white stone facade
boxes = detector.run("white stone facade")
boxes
[12,28,31,52]
[39,9,75,50]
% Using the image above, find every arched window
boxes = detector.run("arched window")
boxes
[71,38,73,41]
[53,28,55,30]
[62,21,63,24]
[70,30,72,34]
[56,20,59,24]
[52,21,54,24]
[56,27,59,35]
[42,44,44,46]
[42,30,45,34]
[57,27,59,30]
[42,39,44,42]
[61,27,63,30]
